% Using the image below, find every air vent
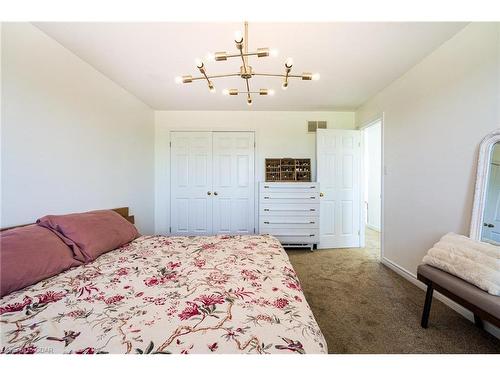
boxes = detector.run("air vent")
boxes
[307,121,327,132]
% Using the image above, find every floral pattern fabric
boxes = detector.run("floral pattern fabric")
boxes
[1,235,326,354]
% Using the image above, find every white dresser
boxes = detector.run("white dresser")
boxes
[259,182,320,249]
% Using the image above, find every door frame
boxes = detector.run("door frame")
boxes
[169,130,257,235]
[359,114,384,258]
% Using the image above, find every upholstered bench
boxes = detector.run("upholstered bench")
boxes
[417,264,500,329]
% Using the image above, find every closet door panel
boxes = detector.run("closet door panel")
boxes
[170,132,213,235]
[212,132,255,234]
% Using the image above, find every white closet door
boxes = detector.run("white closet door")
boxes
[170,132,213,235]
[317,129,361,248]
[212,132,255,234]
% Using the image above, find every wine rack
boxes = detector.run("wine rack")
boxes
[265,158,311,182]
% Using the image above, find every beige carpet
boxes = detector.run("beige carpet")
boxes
[286,229,500,354]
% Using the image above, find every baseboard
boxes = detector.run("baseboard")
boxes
[380,257,500,340]
[366,224,381,232]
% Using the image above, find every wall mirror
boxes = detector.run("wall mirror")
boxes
[470,129,500,244]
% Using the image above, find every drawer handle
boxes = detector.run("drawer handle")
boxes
[263,209,316,212]
[264,221,315,225]
[263,197,315,200]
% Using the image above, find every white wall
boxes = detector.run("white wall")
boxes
[363,121,381,231]
[1,23,155,234]
[155,110,355,234]
[356,23,500,275]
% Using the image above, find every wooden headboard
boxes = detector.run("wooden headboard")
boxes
[0,207,135,232]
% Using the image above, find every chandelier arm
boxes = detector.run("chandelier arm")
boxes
[199,69,212,90]
[239,50,248,74]
[244,21,249,67]
[223,52,265,59]
[245,78,251,103]
[190,73,241,81]
[252,73,304,78]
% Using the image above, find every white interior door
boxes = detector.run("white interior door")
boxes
[317,129,361,248]
[170,132,213,235]
[212,132,255,234]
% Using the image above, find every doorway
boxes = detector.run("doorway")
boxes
[362,120,382,258]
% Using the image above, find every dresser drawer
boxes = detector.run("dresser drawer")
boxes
[260,216,319,229]
[260,203,319,216]
[260,183,319,193]
[260,192,319,204]
[261,228,319,244]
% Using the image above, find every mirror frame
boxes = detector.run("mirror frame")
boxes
[470,129,500,241]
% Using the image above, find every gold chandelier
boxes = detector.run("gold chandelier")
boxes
[175,21,320,106]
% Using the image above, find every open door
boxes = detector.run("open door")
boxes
[317,129,361,248]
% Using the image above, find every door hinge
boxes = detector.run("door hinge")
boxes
[169,141,172,147]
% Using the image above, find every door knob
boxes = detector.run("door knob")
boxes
[207,191,212,195]
[214,191,218,196]
[320,192,324,197]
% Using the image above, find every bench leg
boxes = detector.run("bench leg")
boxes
[474,314,483,329]
[421,284,433,328]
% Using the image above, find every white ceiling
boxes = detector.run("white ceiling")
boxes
[34,22,467,111]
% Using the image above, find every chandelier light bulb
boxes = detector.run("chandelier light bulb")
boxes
[270,48,279,57]
[282,83,288,90]
[312,73,320,81]
[247,98,252,106]
[206,52,215,62]
[222,89,229,96]
[195,58,203,68]
[234,30,243,42]
[268,89,275,96]
[174,76,183,84]
[285,57,294,67]
[209,86,216,93]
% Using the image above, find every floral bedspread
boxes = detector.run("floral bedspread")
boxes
[0,235,326,354]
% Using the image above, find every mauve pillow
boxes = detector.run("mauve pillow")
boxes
[37,210,139,262]
[0,225,82,297]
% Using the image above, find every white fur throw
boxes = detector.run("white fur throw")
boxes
[422,232,500,296]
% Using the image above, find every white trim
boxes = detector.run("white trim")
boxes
[359,114,384,259]
[470,128,500,240]
[381,257,500,339]
[366,223,381,232]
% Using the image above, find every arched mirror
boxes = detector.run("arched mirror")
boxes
[470,129,500,244]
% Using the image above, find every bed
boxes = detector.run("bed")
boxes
[1,219,327,354]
